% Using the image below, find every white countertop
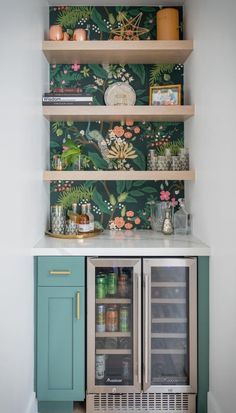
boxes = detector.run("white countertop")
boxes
[32,230,210,256]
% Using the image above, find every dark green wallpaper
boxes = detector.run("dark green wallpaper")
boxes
[49,6,185,230]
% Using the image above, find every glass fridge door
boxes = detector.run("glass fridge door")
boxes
[143,258,197,394]
[87,258,141,393]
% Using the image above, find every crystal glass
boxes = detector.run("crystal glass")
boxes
[50,205,65,234]
[149,201,172,232]
[156,155,170,171]
[179,148,190,170]
[171,155,182,171]
[147,150,157,171]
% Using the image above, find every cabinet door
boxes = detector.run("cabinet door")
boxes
[37,286,85,401]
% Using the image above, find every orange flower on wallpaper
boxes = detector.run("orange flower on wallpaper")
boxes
[126,119,134,126]
[113,126,124,137]
[114,217,125,228]
[134,127,141,134]
[124,131,133,139]
[125,222,133,230]
[126,211,134,217]
[135,217,141,225]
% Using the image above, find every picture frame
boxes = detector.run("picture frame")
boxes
[149,84,181,106]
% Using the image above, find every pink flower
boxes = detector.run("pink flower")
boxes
[124,131,132,139]
[160,190,170,201]
[171,197,178,207]
[134,127,141,134]
[125,222,133,230]
[126,210,134,218]
[114,217,125,229]
[135,217,141,225]
[71,64,80,72]
[64,70,68,74]
[61,80,65,84]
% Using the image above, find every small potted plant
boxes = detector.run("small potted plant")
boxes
[61,139,89,170]
[164,141,184,171]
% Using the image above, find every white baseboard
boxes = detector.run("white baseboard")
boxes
[26,392,38,413]
[208,391,221,413]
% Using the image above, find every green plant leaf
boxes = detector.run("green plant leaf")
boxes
[88,152,108,169]
[128,65,145,85]
[142,187,155,193]
[116,181,126,194]
[133,180,145,187]
[133,148,146,170]
[91,8,110,33]
[126,195,137,203]
[58,185,94,208]
[129,190,144,197]
[88,64,108,80]
[92,189,110,213]
[125,181,133,191]
[149,64,175,86]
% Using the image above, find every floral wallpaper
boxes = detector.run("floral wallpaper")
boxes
[49,6,185,230]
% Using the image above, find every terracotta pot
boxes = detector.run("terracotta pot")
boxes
[63,32,70,41]
[73,28,87,41]
[49,25,63,41]
[156,8,179,40]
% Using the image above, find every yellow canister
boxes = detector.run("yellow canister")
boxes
[157,8,179,40]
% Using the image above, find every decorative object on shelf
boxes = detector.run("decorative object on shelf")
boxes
[174,199,191,235]
[171,155,182,171]
[156,8,180,40]
[162,208,174,235]
[179,147,190,170]
[48,25,64,41]
[62,32,70,41]
[50,205,65,235]
[149,84,181,106]
[42,92,93,106]
[147,149,157,171]
[45,228,103,239]
[149,201,171,232]
[104,82,136,106]
[65,219,78,235]
[156,155,170,171]
[52,154,67,171]
[73,28,87,41]
[110,12,150,40]
[61,140,83,170]
[164,147,172,170]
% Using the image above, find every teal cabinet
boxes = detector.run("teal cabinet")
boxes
[36,257,85,405]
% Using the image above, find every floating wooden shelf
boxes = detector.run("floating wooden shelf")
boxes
[43,105,194,122]
[96,332,131,338]
[42,40,193,65]
[43,170,195,182]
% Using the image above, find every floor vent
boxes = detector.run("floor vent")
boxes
[87,393,196,413]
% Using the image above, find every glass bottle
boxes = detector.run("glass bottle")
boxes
[78,204,90,233]
[162,208,174,235]
[67,203,80,224]
[174,199,191,235]
[86,203,94,231]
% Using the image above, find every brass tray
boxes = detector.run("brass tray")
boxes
[45,228,103,239]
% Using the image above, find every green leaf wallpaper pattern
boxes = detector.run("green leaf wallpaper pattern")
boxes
[49,6,185,231]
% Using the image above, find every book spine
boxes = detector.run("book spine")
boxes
[42,97,93,102]
[44,93,92,97]
[42,101,93,106]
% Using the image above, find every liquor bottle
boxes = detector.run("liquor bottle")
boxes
[86,203,94,231]
[78,204,90,232]
[68,203,80,224]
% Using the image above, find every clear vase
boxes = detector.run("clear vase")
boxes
[149,201,172,232]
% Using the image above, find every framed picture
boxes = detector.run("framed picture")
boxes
[149,84,181,106]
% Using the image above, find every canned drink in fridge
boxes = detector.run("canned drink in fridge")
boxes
[95,355,105,381]
[119,306,129,332]
[96,305,106,332]
[106,306,118,332]
[107,272,117,295]
[96,275,107,299]
[118,273,129,297]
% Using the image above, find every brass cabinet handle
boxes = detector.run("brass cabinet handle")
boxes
[76,292,80,320]
[49,270,71,276]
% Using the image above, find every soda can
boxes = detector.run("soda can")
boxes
[107,272,117,295]
[106,306,118,332]
[119,306,129,332]
[96,275,107,299]
[96,355,105,381]
[96,305,106,332]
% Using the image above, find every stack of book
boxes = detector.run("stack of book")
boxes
[42,88,93,106]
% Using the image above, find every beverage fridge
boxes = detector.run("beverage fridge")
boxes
[87,258,197,413]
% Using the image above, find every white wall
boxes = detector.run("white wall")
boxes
[0,0,48,412]
[184,1,236,412]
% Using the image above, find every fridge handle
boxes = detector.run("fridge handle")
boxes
[144,273,150,385]
[136,272,142,385]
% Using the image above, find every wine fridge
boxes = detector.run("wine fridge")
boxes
[87,258,197,413]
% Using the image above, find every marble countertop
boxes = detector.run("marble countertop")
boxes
[32,230,210,256]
